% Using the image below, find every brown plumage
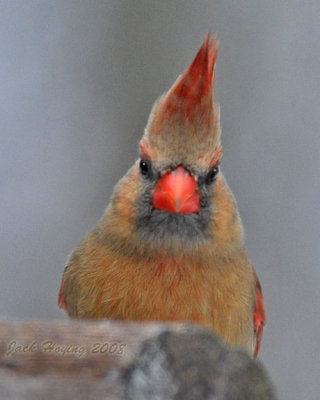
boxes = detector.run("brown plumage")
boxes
[58,34,266,357]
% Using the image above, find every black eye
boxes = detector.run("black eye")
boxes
[206,166,219,184]
[139,159,150,176]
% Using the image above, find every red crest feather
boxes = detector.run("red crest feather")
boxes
[163,33,219,122]
[142,33,221,165]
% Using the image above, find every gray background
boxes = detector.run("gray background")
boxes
[1,1,319,398]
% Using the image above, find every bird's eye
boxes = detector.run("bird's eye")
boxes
[139,159,150,176]
[206,166,219,184]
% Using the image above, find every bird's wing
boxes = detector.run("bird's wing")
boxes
[253,266,266,357]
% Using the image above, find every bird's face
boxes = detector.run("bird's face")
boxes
[135,155,221,244]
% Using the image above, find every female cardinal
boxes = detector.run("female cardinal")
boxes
[58,34,266,357]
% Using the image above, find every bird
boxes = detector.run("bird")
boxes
[58,34,266,357]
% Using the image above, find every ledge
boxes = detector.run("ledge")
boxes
[0,319,277,399]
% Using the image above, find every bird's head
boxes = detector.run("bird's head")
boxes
[108,34,243,255]
[134,35,224,244]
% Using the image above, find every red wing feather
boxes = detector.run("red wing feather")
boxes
[253,267,266,357]
[58,275,68,311]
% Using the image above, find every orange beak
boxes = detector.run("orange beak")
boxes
[152,166,200,214]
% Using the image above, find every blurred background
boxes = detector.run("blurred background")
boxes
[1,1,319,398]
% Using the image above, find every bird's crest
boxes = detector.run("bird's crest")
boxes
[141,34,221,167]
[165,33,218,121]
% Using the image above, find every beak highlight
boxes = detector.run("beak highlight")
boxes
[152,166,200,214]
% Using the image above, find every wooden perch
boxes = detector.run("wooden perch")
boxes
[0,319,277,399]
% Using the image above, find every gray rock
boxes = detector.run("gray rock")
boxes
[122,327,277,400]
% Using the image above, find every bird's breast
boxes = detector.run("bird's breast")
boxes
[101,256,214,328]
